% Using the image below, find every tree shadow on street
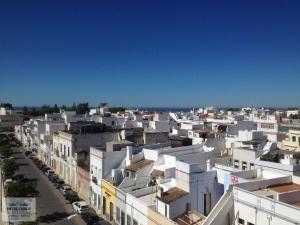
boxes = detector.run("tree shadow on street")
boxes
[37,211,71,223]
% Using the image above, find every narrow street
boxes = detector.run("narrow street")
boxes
[13,147,86,225]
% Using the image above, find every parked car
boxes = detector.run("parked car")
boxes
[41,166,50,174]
[65,190,80,203]
[72,201,89,214]
[4,179,13,187]
[80,209,100,225]
[45,170,55,177]
[33,159,42,166]
[60,185,72,195]
[54,179,65,189]
[37,163,46,170]
[25,151,32,157]
[48,174,59,182]
[29,154,36,159]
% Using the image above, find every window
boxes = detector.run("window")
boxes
[64,145,66,156]
[60,143,62,152]
[204,192,211,216]
[98,195,101,210]
[292,136,296,142]
[109,202,114,221]
[116,207,121,223]
[133,219,138,225]
[238,218,245,225]
[127,215,131,225]
[261,123,274,129]
[93,193,97,207]
[242,161,247,170]
[94,166,98,177]
[247,222,254,225]
[67,147,70,156]
[103,197,106,215]
[165,204,167,216]
[121,211,125,225]
[234,160,239,169]
[250,163,254,169]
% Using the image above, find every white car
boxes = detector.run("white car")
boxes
[72,201,89,214]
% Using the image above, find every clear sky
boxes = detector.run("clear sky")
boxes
[0,0,300,108]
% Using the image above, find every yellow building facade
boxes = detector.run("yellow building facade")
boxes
[101,179,117,221]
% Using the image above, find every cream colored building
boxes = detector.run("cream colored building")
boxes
[282,130,300,151]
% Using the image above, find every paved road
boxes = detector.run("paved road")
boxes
[13,147,86,225]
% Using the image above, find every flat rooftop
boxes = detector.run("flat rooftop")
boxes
[174,211,205,225]
[269,183,300,193]
[158,187,188,204]
[126,159,154,172]
[138,192,157,206]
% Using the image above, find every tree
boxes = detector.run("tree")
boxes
[110,107,126,113]
[23,106,28,115]
[99,102,108,107]
[53,104,59,113]
[41,104,53,115]
[0,102,12,109]
[2,159,19,178]
[76,102,89,114]
[28,107,40,117]
[71,102,77,111]
[289,114,300,119]
[6,180,39,197]
[0,145,13,158]
[20,222,38,225]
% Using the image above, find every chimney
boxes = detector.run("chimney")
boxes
[206,159,211,171]
[157,187,163,198]
[126,146,133,166]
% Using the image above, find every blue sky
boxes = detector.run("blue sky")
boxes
[0,0,300,107]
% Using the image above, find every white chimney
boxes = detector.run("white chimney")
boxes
[206,159,211,171]
[125,146,133,166]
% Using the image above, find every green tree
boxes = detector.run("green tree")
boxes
[76,102,89,114]
[99,102,108,107]
[0,145,13,158]
[53,104,59,113]
[23,106,28,115]
[28,107,40,117]
[6,181,39,197]
[20,222,38,225]
[71,102,77,111]
[0,102,12,109]
[110,107,126,113]
[289,114,300,119]
[41,104,53,114]
[2,159,19,178]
